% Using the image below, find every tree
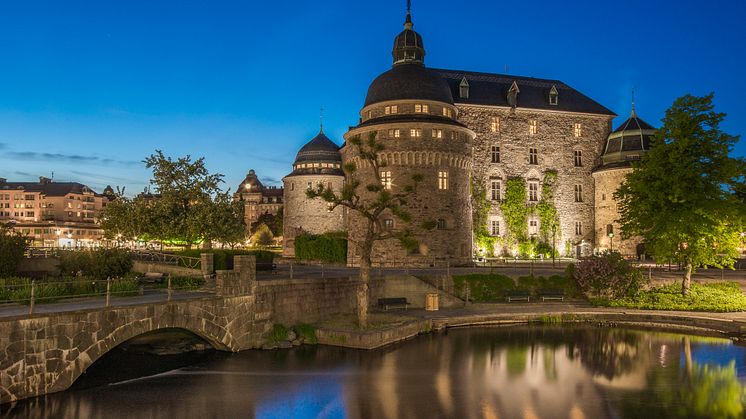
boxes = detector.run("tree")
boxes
[615,93,745,295]
[306,132,424,328]
[251,223,274,247]
[250,210,282,237]
[0,225,29,277]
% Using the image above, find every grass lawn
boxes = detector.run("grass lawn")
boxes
[595,282,746,312]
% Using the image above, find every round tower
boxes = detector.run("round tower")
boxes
[592,105,655,257]
[342,8,475,267]
[282,130,346,257]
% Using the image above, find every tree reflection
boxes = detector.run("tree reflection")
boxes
[575,329,641,380]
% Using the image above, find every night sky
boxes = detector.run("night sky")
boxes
[1,0,744,195]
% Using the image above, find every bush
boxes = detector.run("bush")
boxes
[294,232,347,264]
[59,248,133,279]
[570,252,646,299]
[268,323,289,343]
[597,282,746,312]
[453,273,515,301]
[0,276,139,304]
[517,274,579,297]
[176,249,275,270]
[294,323,318,344]
[0,228,29,277]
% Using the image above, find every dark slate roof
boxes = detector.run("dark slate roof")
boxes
[355,113,467,129]
[0,181,98,196]
[611,114,655,133]
[293,131,342,164]
[364,63,454,107]
[597,110,657,169]
[237,169,264,192]
[434,69,616,116]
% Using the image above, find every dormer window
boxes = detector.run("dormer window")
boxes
[507,81,520,108]
[459,77,470,99]
[549,85,559,105]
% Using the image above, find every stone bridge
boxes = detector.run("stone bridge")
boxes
[0,255,274,405]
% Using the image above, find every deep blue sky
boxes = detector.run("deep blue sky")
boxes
[1,0,744,195]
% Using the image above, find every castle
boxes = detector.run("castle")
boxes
[276,7,653,265]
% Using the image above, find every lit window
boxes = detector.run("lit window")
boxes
[574,184,583,202]
[432,129,443,139]
[450,131,456,140]
[490,117,499,133]
[367,110,372,119]
[528,182,538,202]
[410,128,422,138]
[490,220,500,236]
[529,120,537,135]
[529,219,539,236]
[388,128,400,138]
[381,171,392,190]
[436,219,446,230]
[574,123,582,137]
[575,221,582,235]
[529,148,538,165]
[574,150,582,167]
[442,107,453,117]
[383,219,394,230]
[491,146,500,163]
[415,104,429,113]
[385,105,398,115]
[438,171,449,190]
[490,180,501,201]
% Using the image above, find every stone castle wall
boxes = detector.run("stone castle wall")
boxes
[592,166,642,257]
[282,174,346,257]
[456,105,613,256]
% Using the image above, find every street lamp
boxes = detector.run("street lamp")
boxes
[606,224,614,253]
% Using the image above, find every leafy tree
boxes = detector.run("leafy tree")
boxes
[615,93,745,295]
[306,132,424,328]
[0,225,29,277]
[250,210,282,237]
[251,223,274,247]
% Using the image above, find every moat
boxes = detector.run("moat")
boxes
[5,325,746,419]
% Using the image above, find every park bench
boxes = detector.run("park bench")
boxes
[136,272,166,284]
[378,297,411,311]
[537,289,565,302]
[505,290,530,302]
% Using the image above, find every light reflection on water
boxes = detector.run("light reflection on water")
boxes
[5,325,746,419]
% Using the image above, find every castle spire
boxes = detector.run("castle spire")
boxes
[319,106,324,133]
[404,0,412,29]
[630,88,637,118]
[392,0,425,66]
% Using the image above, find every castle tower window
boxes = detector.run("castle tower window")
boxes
[442,107,453,118]
[529,120,538,135]
[367,110,372,119]
[414,104,429,113]
[410,128,422,138]
[438,171,449,190]
[574,123,582,137]
[574,150,583,167]
[491,146,500,163]
[529,218,539,236]
[459,77,470,99]
[385,105,398,115]
[529,148,538,165]
[549,85,559,105]
[490,180,501,201]
[432,129,443,139]
[575,221,583,235]
[574,184,584,202]
[490,117,500,133]
[383,219,394,230]
[381,171,392,190]
[388,128,401,138]
[528,181,539,202]
[449,131,456,140]
[436,218,447,230]
[490,219,500,236]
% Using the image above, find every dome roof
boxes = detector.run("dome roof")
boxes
[392,12,425,66]
[237,169,264,192]
[363,63,454,107]
[599,107,656,168]
[293,131,341,164]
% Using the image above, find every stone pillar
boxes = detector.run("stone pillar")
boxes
[201,253,215,288]
[234,255,257,295]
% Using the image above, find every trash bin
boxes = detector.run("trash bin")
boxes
[425,293,439,311]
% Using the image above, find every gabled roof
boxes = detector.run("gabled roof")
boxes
[0,181,98,196]
[435,69,616,116]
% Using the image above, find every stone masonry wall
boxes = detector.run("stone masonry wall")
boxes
[256,277,360,325]
[282,174,346,257]
[592,166,643,257]
[456,105,613,255]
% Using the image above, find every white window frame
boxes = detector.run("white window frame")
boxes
[528,182,539,202]
[381,171,392,190]
[490,180,501,201]
[438,171,449,190]
[529,120,537,135]
[432,129,442,139]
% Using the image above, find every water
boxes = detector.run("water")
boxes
[5,325,746,419]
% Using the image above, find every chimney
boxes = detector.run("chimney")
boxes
[39,176,52,184]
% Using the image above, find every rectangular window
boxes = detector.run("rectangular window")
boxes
[387,128,400,138]
[384,105,398,114]
[574,150,583,167]
[432,129,443,139]
[442,107,452,117]
[490,117,500,133]
[438,171,448,190]
[449,131,456,140]
[529,120,537,135]
[528,182,539,202]
[529,148,538,165]
[381,171,392,190]
[574,184,583,202]
[490,180,501,201]
[574,123,582,137]
[437,219,447,230]
[575,221,583,235]
[383,219,394,230]
[529,219,539,236]
[490,220,500,236]
[491,146,500,163]
[410,128,422,138]
[414,104,429,113]
[367,110,372,119]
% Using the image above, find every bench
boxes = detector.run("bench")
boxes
[378,297,411,311]
[537,289,565,302]
[256,262,278,273]
[505,290,530,302]
[136,272,166,284]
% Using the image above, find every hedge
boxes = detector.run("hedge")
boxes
[294,233,347,264]
[176,249,275,270]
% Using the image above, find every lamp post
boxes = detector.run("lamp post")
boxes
[608,232,614,253]
[606,224,614,253]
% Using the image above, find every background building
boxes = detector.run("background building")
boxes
[0,176,107,247]
[234,169,283,233]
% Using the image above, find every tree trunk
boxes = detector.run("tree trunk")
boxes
[357,229,374,330]
[682,262,693,296]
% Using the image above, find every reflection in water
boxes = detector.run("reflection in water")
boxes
[4,325,746,419]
